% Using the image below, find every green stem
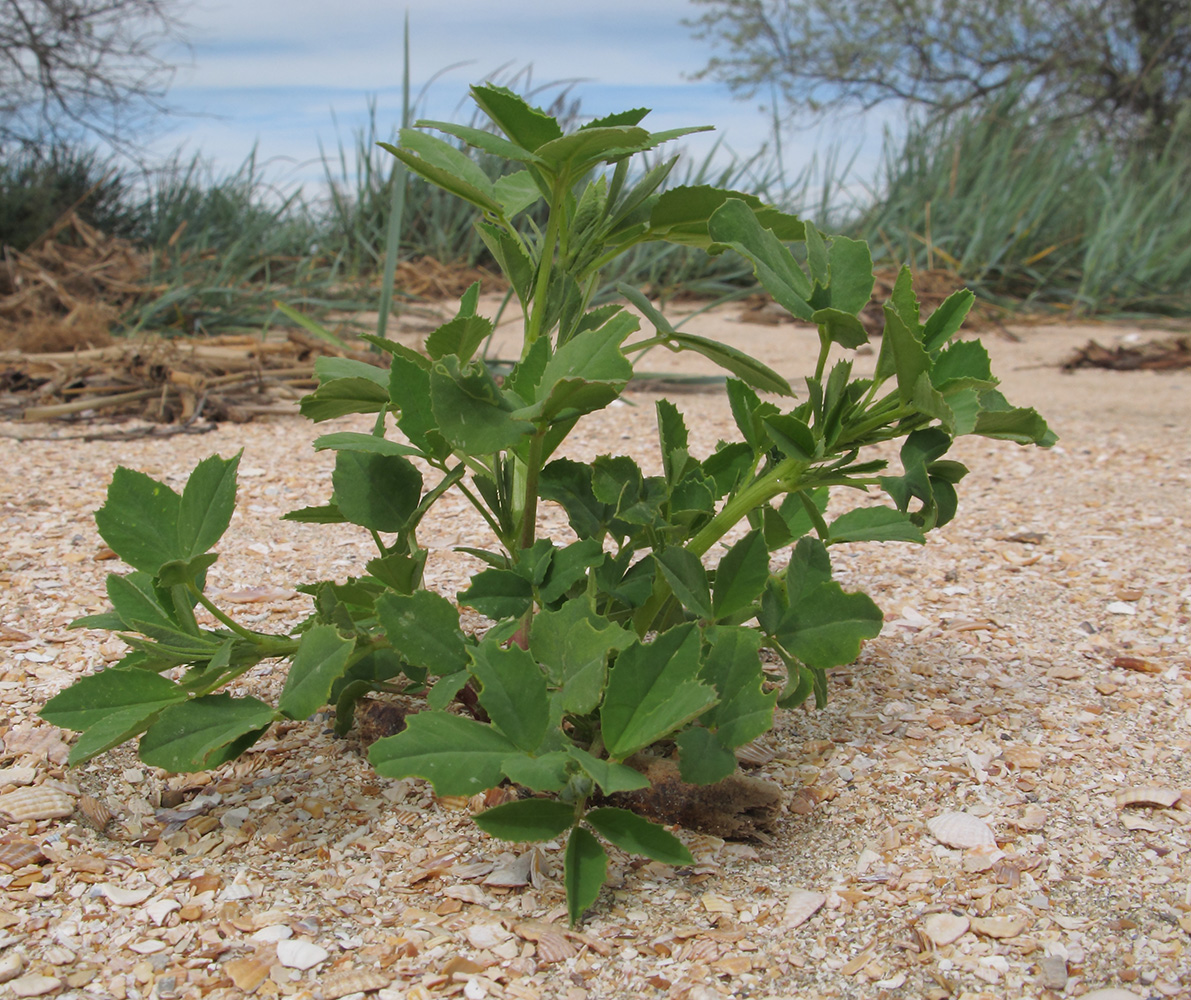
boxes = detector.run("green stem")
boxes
[517,432,547,553]
[524,181,566,355]
[814,327,831,382]
[188,586,293,652]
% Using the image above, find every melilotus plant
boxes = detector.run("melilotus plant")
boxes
[42,86,1053,924]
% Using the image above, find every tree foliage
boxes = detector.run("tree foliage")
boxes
[688,0,1191,145]
[0,0,185,148]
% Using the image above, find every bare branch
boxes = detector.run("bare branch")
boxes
[0,0,187,149]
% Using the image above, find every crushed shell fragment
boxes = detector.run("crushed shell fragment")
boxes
[927,811,996,849]
[1114,787,1182,808]
[782,889,827,928]
[322,970,392,998]
[0,786,73,821]
[922,912,970,946]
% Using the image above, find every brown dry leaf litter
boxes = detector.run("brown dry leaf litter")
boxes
[0,314,1189,999]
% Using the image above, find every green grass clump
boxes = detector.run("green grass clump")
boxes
[853,99,1191,315]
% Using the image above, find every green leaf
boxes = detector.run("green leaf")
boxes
[725,379,779,450]
[156,553,219,588]
[826,235,875,315]
[812,307,869,350]
[425,314,494,364]
[530,599,634,715]
[95,467,181,574]
[369,711,518,796]
[415,119,542,166]
[469,642,549,752]
[931,339,993,387]
[332,450,422,533]
[493,170,543,218]
[469,85,562,151]
[281,504,347,524]
[775,581,883,670]
[878,302,931,403]
[388,354,450,460]
[500,751,571,792]
[535,312,635,395]
[365,550,427,595]
[650,186,806,248]
[711,530,770,619]
[601,626,718,759]
[458,568,534,620]
[380,134,501,215]
[533,126,653,173]
[299,377,390,421]
[974,390,1055,444]
[278,625,355,720]
[41,667,188,764]
[430,358,535,454]
[474,798,575,842]
[138,694,277,772]
[586,807,693,865]
[177,452,240,558]
[427,671,469,711]
[923,287,976,352]
[697,626,776,749]
[565,826,607,925]
[314,355,388,387]
[312,432,422,459]
[538,459,611,540]
[668,331,793,396]
[654,548,713,620]
[676,727,739,785]
[764,413,818,462]
[538,539,605,605]
[706,199,813,320]
[375,590,468,675]
[106,572,176,632]
[565,746,650,793]
[477,221,535,303]
[828,507,927,544]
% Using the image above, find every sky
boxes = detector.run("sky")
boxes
[147,0,894,200]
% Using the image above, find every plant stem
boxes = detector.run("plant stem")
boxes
[524,180,566,355]
[517,432,547,553]
[188,586,294,653]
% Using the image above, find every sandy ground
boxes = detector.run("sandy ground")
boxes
[0,307,1189,1000]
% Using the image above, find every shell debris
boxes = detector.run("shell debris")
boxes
[0,786,73,821]
[927,811,997,849]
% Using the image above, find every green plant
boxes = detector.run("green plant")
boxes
[42,86,1053,924]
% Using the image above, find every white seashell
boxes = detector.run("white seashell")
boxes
[927,811,996,849]
[449,860,495,880]
[101,884,154,906]
[512,921,575,964]
[441,884,486,904]
[223,953,271,992]
[0,951,25,983]
[922,912,970,946]
[0,786,73,821]
[735,738,776,767]
[970,914,1029,939]
[276,939,329,970]
[1114,786,1182,809]
[464,922,511,950]
[7,974,62,998]
[782,889,827,929]
[250,925,292,943]
[1077,991,1144,1000]
[322,970,392,999]
[0,768,36,787]
[483,852,532,887]
[143,898,180,926]
[128,939,167,954]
